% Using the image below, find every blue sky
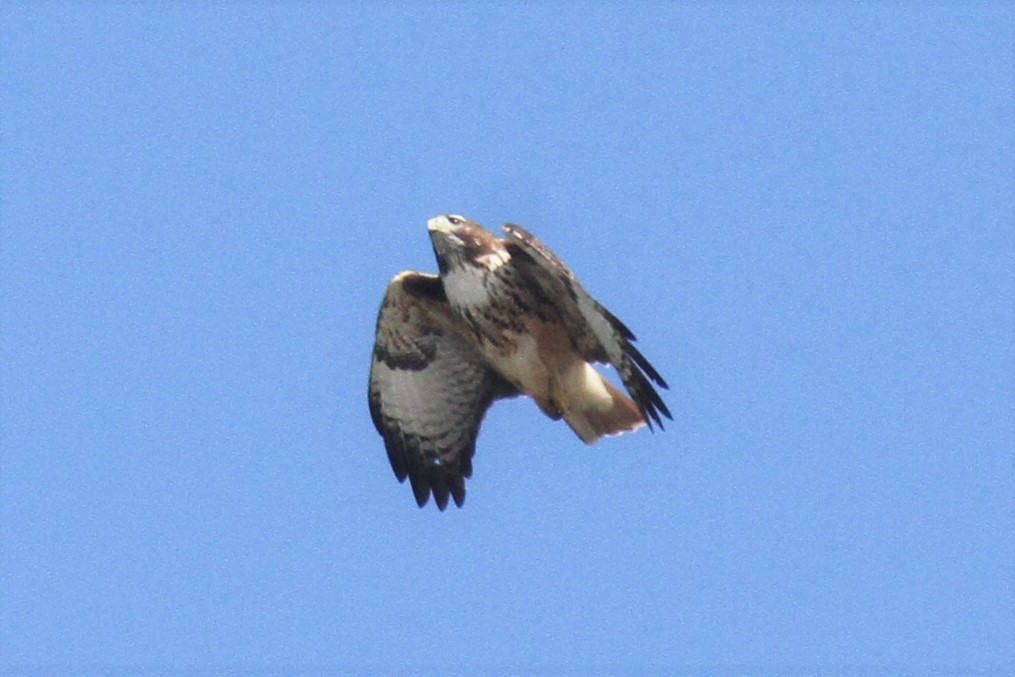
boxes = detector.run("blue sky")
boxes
[2,3,1012,673]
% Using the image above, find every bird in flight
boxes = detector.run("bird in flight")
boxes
[368,215,671,510]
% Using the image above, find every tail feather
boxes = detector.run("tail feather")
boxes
[559,365,646,444]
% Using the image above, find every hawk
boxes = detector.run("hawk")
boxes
[368,215,671,510]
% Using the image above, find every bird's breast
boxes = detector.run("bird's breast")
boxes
[442,266,492,310]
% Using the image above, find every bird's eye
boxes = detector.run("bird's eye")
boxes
[448,215,462,226]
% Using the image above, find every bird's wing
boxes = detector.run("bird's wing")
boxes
[502,223,672,430]
[368,271,517,510]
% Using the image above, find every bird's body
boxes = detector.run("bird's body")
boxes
[368,215,671,509]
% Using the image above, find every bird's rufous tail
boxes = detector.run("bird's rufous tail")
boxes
[558,363,645,444]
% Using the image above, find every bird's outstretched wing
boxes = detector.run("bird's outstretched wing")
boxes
[368,271,517,510]
[502,224,672,430]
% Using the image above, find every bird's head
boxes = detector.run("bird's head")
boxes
[427,214,508,275]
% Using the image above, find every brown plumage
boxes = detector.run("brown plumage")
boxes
[368,215,671,510]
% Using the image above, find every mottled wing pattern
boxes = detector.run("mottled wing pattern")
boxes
[502,224,672,429]
[368,271,517,510]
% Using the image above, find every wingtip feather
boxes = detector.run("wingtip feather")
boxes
[409,475,431,508]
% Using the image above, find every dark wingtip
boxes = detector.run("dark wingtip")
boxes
[449,476,466,508]
[602,306,637,341]
[630,369,673,434]
[642,405,664,432]
[644,406,671,433]
[405,465,466,511]
[430,475,451,511]
[409,475,430,508]
[385,442,409,483]
[625,341,669,389]
[615,331,672,431]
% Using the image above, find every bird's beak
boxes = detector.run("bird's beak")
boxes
[427,216,453,234]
